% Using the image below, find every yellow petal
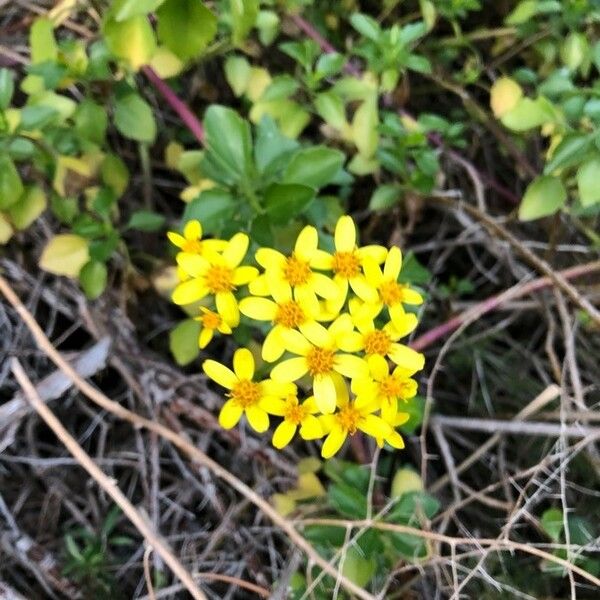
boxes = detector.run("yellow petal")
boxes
[358,245,387,264]
[313,374,337,414]
[259,396,286,416]
[216,292,240,327]
[262,379,296,397]
[321,427,347,459]
[262,327,285,362]
[183,219,202,240]
[198,327,214,349]
[271,357,308,382]
[219,400,243,429]
[402,288,424,305]
[256,248,286,269]
[299,321,332,348]
[384,246,402,280]
[280,329,312,356]
[332,373,349,407]
[312,273,340,300]
[388,345,425,373]
[172,279,208,305]
[232,266,258,285]
[385,429,405,449]
[387,312,418,338]
[362,257,383,287]
[239,297,277,321]
[334,215,356,252]
[223,232,249,267]
[359,414,392,439]
[245,405,269,433]
[336,331,363,353]
[310,250,334,270]
[248,274,270,296]
[299,415,323,440]
[233,347,255,380]
[368,354,389,379]
[294,225,318,261]
[294,285,319,315]
[349,275,378,303]
[334,354,369,379]
[203,360,238,389]
[272,421,297,449]
[167,231,186,248]
[176,253,210,278]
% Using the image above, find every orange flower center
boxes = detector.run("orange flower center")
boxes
[379,375,411,399]
[283,254,311,286]
[230,379,261,408]
[363,330,392,355]
[379,280,406,306]
[205,265,234,294]
[201,310,221,330]
[335,404,361,435]
[332,251,361,278]
[182,239,204,253]
[306,347,335,376]
[283,397,308,425]
[274,300,306,328]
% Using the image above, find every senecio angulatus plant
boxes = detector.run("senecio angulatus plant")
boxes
[168,215,424,459]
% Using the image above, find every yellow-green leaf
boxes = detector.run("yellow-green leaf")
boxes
[391,468,424,498]
[519,175,567,221]
[0,213,13,244]
[103,14,156,70]
[576,156,600,207]
[490,77,523,118]
[8,185,47,230]
[148,46,183,78]
[30,19,58,64]
[39,234,90,277]
[352,96,378,158]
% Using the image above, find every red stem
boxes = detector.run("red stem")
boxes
[141,65,205,146]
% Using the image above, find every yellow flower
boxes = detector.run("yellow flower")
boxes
[172,232,258,326]
[353,357,418,424]
[203,348,293,433]
[265,390,324,449]
[311,216,386,311]
[319,379,404,459]
[270,317,369,414]
[195,307,232,349]
[167,219,227,256]
[362,247,424,329]
[250,225,339,316]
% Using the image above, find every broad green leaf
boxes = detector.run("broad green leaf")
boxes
[263,183,315,224]
[19,105,58,129]
[261,76,299,102]
[103,14,156,70]
[0,68,14,110]
[391,469,423,498]
[352,96,379,158]
[315,52,345,78]
[79,260,107,299]
[7,185,46,229]
[327,481,367,519]
[156,0,217,61]
[148,46,183,78]
[169,319,201,365]
[315,91,348,131]
[0,214,12,244]
[387,531,428,559]
[39,233,89,277]
[386,491,440,524]
[303,525,346,547]
[350,13,380,41]
[74,99,108,145]
[505,0,561,25]
[341,546,376,587]
[31,91,76,121]
[323,459,370,492]
[0,156,24,210]
[399,21,427,45]
[544,134,593,174]
[369,184,402,210]
[256,10,279,46]
[114,93,156,143]
[102,154,130,196]
[541,508,563,542]
[224,55,251,97]
[283,146,345,189]
[490,77,523,118]
[182,189,236,234]
[30,19,58,64]
[112,0,167,21]
[254,116,299,176]
[203,105,253,182]
[127,210,165,231]
[560,32,589,72]
[519,175,567,221]
[230,0,259,46]
[577,157,600,207]
[501,97,556,131]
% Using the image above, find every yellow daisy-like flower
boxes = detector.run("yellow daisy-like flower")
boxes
[362,246,424,329]
[353,358,418,424]
[319,379,404,459]
[172,233,258,326]
[250,225,339,316]
[270,317,369,414]
[203,348,293,433]
[167,219,227,256]
[311,216,386,311]
[265,390,323,449]
[195,307,232,349]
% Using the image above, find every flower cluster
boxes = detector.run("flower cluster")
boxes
[169,216,425,458]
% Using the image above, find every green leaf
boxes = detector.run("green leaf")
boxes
[263,183,315,224]
[127,210,165,231]
[341,546,376,587]
[327,482,368,519]
[224,55,251,97]
[387,530,427,559]
[519,175,567,221]
[352,96,379,158]
[501,97,557,131]
[323,459,370,492]
[230,0,259,46]
[303,525,346,547]
[74,99,108,145]
[283,146,345,189]
[156,0,217,61]
[261,76,299,101]
[103,14,156,70]
[544,134,593,174]
[112,0,167,21]
[350,13,380,41]
[169,319,201,366]
[114,93,156,143]
[315,53,346,78]
[254,116,299,175]
[391,469,423,499]
[577,156,600,207]
[386,491,440,524]
[30,19,58,64]
[102,154,130,196]
[369,184,402,211]
[315,91,347,131]
[79,260,108,299]
[0,155,24,210]
[7,185,46,230]
[256,10,279,46]
[0,68,14,110]
[541,508,563,542]
[19,105,59,129]
[39,234,90,277]
[182,189,236,234]
[203,105,253,182]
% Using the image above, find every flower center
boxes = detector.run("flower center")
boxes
[274,300,306,328]
[205,264,234,294]
[283,397,308,425]
[306,347,335,376]
[335,404,361,435]
[379,375,411,399]
[331,251,361,278]
[230,379,261,408]
[379,280,406,306]
[201,310,221,330]
[283,254,311,286]
[182,239,204,254]
[363,330,392,355]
